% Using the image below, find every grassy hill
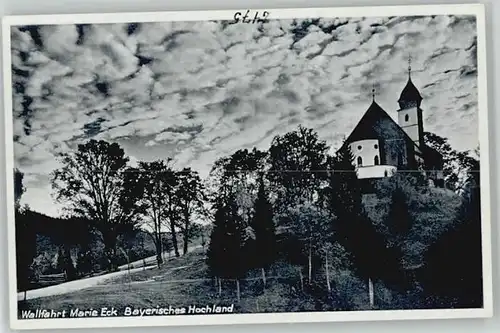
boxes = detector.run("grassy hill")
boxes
[363,179,463,268]
[19,247,358,316]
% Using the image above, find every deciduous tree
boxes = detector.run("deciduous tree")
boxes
[51,140,145,271]
[135,160,173,266]
[267,125,328,211]
[176,168,205,256]
[424,132,479,192]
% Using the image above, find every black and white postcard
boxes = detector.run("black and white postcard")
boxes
[2,4,493,330]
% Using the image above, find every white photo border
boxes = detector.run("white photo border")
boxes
[2,3,493,330]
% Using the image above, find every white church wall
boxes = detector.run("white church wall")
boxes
[349,139,380,168]
[400,125,419,144]
[356,165,397,179]
[398,107,420,144]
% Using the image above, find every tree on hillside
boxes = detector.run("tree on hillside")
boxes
[420,156,482,308]
[76,250,93,277]
[209,148,267,224]
[327,147,362,222]
[370,171,467,292]
[161,235,173,260]
[379,183,416,292]
[51,218,85,280]
[247,173,276,287]
[285,201,331,287]
[455,149,480,196]
[326,147,406,307]
[266,127,331,286]
[67,217,96,276]
[214,148,268,183]
[55,247,66,273]
[386,185,413,247]
[51,140,145,271]
[267,125,329,210]
[424,132,458,188]
[76,225,96,278]
[206,193,247,301]
[276,232,308,290]
[424,132,480,192]
[207,149,269,298]
[117,224,141,272]
[176,168,206,256]
[206,201,226,295]
[135,160,173,267]
[163,167,182,257]
[14,168,37,300]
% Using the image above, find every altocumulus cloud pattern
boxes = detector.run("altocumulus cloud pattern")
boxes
[11,15,477,217]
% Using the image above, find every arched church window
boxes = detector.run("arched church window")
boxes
[384,170,388,177]
[374,156,379,165]
[357,156,363,167]
[357,145,362,150]
[374,144,378,149]
[405,114,409,122]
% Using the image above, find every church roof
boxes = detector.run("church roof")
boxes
[342,100,422,155]
[344,100,389,142]
[398,77,423,109]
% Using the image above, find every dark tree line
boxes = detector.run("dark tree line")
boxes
[14,169,36,300]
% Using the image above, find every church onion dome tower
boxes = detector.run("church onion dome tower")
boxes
[398,57,423,110]
[397,56,425,149]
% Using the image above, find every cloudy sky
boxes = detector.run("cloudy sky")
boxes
[10,14,478,217]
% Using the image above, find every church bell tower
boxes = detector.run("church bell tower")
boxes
[397,57,424,147]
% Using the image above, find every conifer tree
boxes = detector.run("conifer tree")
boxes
[328,147,374,303]
[206,200,228,295]
[386,185,412,245]
[328,146,363,221]
[249,173,276,287]
[206,193,247,301]
[327,145,405,307]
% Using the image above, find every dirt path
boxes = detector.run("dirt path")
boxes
[18,245,202,301]
[17,266,157,301]
[117,245,202,271]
